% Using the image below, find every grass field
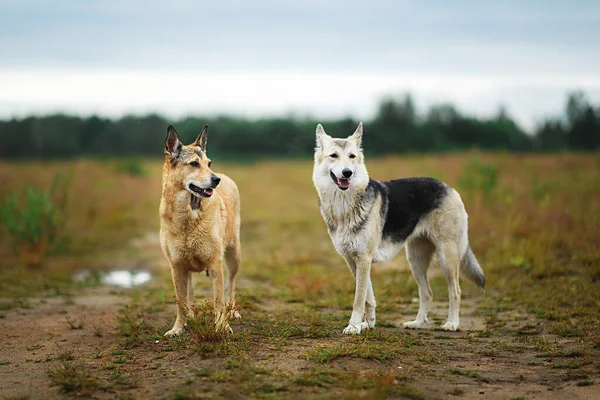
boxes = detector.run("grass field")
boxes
[0,153,599,399]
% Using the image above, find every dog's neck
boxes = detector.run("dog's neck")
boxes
[314,176,371,232]
[160,177,216,225]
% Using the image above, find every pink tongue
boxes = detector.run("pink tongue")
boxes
[338,179,350,188]
[205,189,213,196]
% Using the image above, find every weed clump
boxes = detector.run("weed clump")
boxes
[186,300,236,343]
[186,300,245,357]
[47,362,97,395]
[0,173,70,266]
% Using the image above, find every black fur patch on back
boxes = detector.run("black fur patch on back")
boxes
[369,177,448,243]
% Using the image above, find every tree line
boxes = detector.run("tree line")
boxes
[1,91,599,160]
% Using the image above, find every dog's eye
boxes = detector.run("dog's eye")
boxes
[349,154,356,159]
[189,161,200,167]
[208,161,212,167]
[329,153,338,158]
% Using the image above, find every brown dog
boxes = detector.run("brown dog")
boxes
[160,125,241,336]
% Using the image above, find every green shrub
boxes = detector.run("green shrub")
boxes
[0,173,70,266]
[459,157,498,196]
[115,158,146,177]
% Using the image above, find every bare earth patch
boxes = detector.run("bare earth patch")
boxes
[1,155,599,399]
[1,274,598,399]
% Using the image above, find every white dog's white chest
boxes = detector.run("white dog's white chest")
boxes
[372,239,403,263]
[329,228,369,256]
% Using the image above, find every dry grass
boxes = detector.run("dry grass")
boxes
[186,300,236,343]
[1,153,599,398]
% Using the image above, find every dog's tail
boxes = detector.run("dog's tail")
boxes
[461,245,485,289]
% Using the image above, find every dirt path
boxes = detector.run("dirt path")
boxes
[1,234,599,399]
[0,287,126,399]
[2,286,598,399]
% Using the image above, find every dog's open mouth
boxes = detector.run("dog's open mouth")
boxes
[330,171,350,191]
[188,183,214,198]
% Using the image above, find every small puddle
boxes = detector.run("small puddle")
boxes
[73,269,153,288]
[101,270,152,288]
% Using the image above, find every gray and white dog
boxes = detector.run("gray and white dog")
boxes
[312,122,485,334]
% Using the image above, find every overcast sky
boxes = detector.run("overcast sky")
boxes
[1,0,599,131]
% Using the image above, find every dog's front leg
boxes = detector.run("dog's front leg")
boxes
[345,257,376,331]
[165,266,189,337]
[343,255,372,335]
[210,258,231,333]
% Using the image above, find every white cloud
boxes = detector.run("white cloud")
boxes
[2,68,600,131]
[1,0,600,131]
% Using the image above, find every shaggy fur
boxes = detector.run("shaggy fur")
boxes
[312,122,485,334]
[160,125,241,337]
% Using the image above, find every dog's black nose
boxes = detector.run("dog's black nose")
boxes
[211,175,221,187]
[342,169,353,178]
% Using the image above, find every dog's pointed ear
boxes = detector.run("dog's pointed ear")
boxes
[350,122,363,147]
[315,124,331,149]
[193,125,208,152]
[164,125,183,158]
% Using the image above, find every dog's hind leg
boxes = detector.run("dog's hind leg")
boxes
[438,241,462,331]
[224,239,241,319]
[403,237,435,329]
[210,258,231,332]
[363,277,377,330]
[165,266,189,337]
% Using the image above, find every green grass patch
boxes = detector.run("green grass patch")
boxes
[47,362,97,395]
[576,380,594,387]
[449,367,491,383]
[306,341,408,363]
[115,304,153,349]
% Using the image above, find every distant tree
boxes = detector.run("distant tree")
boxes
[0,119,21,158]
[489,108,532,151]
[375,94,416,124]
[80,116,110,154]
[427,104,459,126]
[0,90,596,158]
[561,91,600,150]
[534,120,567,151]
[370,94,418,152]
[566,90,588,127]
[568,107,600,150]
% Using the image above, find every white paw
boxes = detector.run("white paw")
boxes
[365,309,376,328]
[164,326,184,337]
[231,310,242,319]
[342,324,362,335]
[403,320,426,329]
[441,321,459,331]
[361,319,375,330]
